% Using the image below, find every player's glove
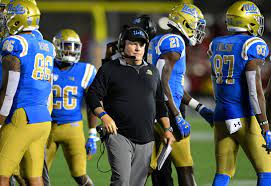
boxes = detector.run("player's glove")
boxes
[198,106,214,127]
[175,114,190,138]
[86,128,99,156]
[263,130,271,154]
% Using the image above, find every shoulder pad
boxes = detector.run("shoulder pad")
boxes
[1,35,28,57]
[156,34,185,57]
[241,37,269,60]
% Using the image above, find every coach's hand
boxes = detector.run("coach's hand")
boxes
[101,114,118,135]
[199,106,214,127]
[164,130,176,145]
[86,128,99,156]
[263,130,271,154]
[175,114,190,138]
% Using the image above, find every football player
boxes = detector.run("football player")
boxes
[132,13,213,186]
[209,1,271,185]
[145,4,212,185]
[0,0,55,185]
[46,29,96,186]
[0,1,52,185]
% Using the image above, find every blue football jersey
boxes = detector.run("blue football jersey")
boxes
[1,34,55,124]
[52,62,96,124]
[148,33,186,108]
[209,34,269,121]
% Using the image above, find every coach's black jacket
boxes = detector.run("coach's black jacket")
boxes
[87,58,168,144]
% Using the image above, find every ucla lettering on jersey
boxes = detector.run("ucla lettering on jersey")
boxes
[209,34,269,121]
[1,33,55,124]
[52,62,96,124]
[148,34,186,108]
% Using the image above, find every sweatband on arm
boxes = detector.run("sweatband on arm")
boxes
[188,98,204,112]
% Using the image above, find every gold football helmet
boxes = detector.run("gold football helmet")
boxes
[0,0,36,13]
[53,29,82,63]
[6,0,40,35]
[168,3,206,46]
[226,1,264,36]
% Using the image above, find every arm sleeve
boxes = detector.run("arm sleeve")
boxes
[155,69,168,119]
[86,65,109,113]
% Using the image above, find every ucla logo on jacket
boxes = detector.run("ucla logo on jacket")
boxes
[146,69,152,76]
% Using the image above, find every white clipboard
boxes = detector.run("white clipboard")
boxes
[157,144,172,170]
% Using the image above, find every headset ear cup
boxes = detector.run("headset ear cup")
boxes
[117,31,124,52]
[142,29,149,44]
[117,28,128,52]
[117,32,122,52]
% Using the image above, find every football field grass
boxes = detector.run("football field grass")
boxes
[49,116,258,186]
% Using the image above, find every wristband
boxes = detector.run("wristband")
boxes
[89,128,97,134]
[259,120,269,126]
[98,111,107,119]
[88,128,97,138]
[188,98,204,112]
[195,103,204,112]
[188,98,199,110]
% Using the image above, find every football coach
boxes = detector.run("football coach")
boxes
[87,26,175,186]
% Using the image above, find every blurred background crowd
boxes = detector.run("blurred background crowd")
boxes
[36,0,271,97]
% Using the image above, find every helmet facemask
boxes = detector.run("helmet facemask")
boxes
[53,29,82,64]
[55,40,82,64]
[255,15,264,36]
[195,18,206,44]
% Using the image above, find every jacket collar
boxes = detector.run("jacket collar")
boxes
[118,57,148,67]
